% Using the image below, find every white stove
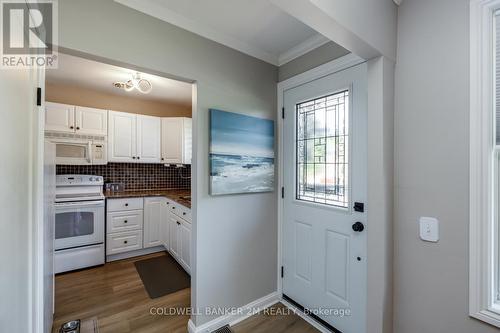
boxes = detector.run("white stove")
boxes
[54,175,105,273]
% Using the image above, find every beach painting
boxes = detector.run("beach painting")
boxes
[209,109,275,195]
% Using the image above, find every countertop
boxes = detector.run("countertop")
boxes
[104,189,191,208]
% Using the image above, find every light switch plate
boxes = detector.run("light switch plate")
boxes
[419,217,439,242]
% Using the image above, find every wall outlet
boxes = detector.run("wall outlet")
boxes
[419,217,439,242]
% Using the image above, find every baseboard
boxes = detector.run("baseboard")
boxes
[280,298,331,333]
[187,292,280,333]
[106,246,165,262]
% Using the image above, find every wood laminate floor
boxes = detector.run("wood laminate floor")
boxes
[53,252,318,333]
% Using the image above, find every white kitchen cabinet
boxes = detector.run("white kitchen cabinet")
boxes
[179,219,191,272]
[144,197,167,248]
[108,111,161,163]
[45,102,75,133]
[75,106,108,136]
[137,115,161,163]
[161,201,172,249]
[169,214,180,259]
[45,102,108,135]
[168,208,191,273]
[108,111,137,162]
[161,117,192,164]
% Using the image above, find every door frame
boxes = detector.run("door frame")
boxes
[276,53,365,297]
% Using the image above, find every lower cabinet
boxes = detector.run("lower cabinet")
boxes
[168,211,191,274]
[107,230,143,255]
[143,197,168,248]
[106,196,190,273]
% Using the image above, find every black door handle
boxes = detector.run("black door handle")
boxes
[352,222,364,232]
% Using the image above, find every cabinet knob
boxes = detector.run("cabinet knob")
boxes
[161,158,164,161]
[125,203,129,207]
[69,126,74,129]
[124,220,128,223]
[132,156,136,159]
[124,240,128,244]
[76,127,80,130]
[183,212,186,216]
[177,221,181,225]
[172,207,175,210]
[137,156,140,160]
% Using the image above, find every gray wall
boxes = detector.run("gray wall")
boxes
[278,41,349,81]
[57,0,278,327]
[394,0,498,332]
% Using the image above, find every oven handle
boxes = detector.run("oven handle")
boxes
[55,200,104,208]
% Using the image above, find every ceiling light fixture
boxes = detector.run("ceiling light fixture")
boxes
[113,72,153,94]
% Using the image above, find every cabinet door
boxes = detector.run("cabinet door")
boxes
[75,106,107,136]
[143,197,164,248]
[182,118,192,165]
[45,102,75,133]
[179,219,191,273]
[108,111,136,162]
[137,115,161,163]
[161,200,171,249]
[161,117,183,164]
[169,214,180,259]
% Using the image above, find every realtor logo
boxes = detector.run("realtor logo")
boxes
[1,0,58,68]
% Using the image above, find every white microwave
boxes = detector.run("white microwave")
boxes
[46,133,107,165]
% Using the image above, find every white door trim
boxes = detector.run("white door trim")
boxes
[276,53,365,297]
[31,66,47,333]
[469,0,500,328]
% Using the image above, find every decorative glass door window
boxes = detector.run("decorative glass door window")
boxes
[296,90,349,208]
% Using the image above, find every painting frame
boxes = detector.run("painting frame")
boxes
[209,109,275,196]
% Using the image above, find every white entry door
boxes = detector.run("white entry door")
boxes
[282,63,367,333]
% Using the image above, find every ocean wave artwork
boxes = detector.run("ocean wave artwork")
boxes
[209,109,275,195]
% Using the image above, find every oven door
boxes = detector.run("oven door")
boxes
[54,200,104,250]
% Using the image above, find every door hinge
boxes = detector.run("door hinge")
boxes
[281,266,284,278]
[281,187,284,198]
[281,107,285,119]
[36,87,42,106]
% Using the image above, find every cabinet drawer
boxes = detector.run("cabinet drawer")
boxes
[106,230,143,255]
[170,203,191,222]
[107,210,143,234]
[107,198,143,212]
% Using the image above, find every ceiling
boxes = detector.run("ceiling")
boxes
[115,0,330,66]
[46,53,192,106]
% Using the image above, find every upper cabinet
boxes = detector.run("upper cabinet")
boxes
[108,111,161,163]
[45,102,107,136]
[161,117,192,165]
[137,115,161,163]
[45,102,74,133]
[74,106,108,136]
[108,111,137,162]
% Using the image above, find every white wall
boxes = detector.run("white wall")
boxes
[0,68,34,331]
[394,0,500,332]
[57,0,278,327]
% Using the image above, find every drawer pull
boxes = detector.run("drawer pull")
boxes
[124,240,128,244]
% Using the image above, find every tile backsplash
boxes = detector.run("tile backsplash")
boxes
[56,163,191,190]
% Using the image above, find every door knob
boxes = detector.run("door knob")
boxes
[352,222,364,232]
